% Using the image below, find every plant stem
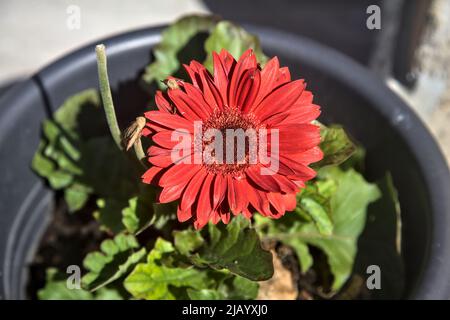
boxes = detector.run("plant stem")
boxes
[133,138,147,169]
[96,44,122,150]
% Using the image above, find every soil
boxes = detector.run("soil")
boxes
[27,195,107,299]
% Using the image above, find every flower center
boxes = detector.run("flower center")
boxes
[202,108,263,176]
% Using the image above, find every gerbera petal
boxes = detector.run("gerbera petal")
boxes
[227,176,248,214]
[228,49,257,108]
[277,124,321,153]
[278,104,321,125]
[275,67,291,87]
[183,83,214,116]
[267,192,286,216]
[237,68,261,113]
[152,130,192,149]
[294,146,324,165]
[159,164,201,187]
[219,49,236,74]
[279,155,318,181]
[282,193,297,211]
[155,91,172,113]
[148,154,175,168]
[190,67,223,110]
[244,180,271,216]
[213,52,231,105]
[254,56,280,105]
[168,88,207,121]
[252,80,305,120]
[144,111,193,132]
[213,174,227,210]
[177,205,192,222]
[245,166,281,192]
[147,145,171,157]
[158,183,186,203]
[271,174,299,193]
[233,178,249,214]
[180,169,208,211]
[296,89,314,105]
[142,166,164,184]
[183,61,205,88]
[195,173,214,226]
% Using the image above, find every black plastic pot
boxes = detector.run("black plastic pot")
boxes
[0,25,449,300]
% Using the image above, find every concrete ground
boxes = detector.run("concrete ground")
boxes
[1,0,449,164]
[0,0,208,83]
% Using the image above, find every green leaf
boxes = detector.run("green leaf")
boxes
[64,183,91,213]
[38,268,123,300]
[32,89,134,217]
[354,173,404,299]
[94,198,127,234]
[53,89,105,140]
[38,269,93,300]
[121,186,176,234]
[80,136,139,199]
[305,168,380,290]
[340,145,366,173]
[204,21,268,71]
[142,15,218,88]
[122,196,151,234]
[32,142,56,177]
[314,125,356,169]
[48,170,73,189]
[256,167,380,291]
[82,234,146,291]
[298,197,333,236]
[291,241,314,273]
[124,238,211,300]
[174,216,273,281]
[218,275,259,300]
[143,15,268,88]
[173,229,205,256]
[94,287,123,300]
[187,289,224,300]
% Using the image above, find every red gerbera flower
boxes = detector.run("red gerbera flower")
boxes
[142,49,323,229]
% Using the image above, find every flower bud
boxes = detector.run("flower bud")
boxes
[122,116,146,151]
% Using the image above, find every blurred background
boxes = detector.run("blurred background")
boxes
[1,0,449,162]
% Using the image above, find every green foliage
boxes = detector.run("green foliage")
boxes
[82,234,146,291]
[33,16,404,301]
[38,268,122,300]
[313,124,356,169]
[142,15,267,88]
[124,238,259,300]
[31,89,163,233]
[186,274,259,300]
[122,187,177,234]
[354,173,404,299]
[203,21,268,71]
[255,167,380,291]
[124,238,211,300]
[142,15,218,88]
[31,89,102,211]
[295,179,337,236]
[174,216,273,281]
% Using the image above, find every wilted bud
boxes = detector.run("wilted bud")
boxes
[164,78,182,90]
[122,116,146,151]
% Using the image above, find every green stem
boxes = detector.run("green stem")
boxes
[96,44,122,150]
[133,138,147,169]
